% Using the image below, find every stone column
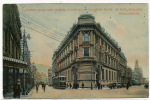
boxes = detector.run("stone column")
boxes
[79,31,82,45]
[103,69,105,81]
[90,31,93,44]
[93,32,96,57]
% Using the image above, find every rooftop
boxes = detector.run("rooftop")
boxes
[78,14,95,19]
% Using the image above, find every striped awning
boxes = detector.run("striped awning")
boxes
[3,56,28,69]
[3,56,27,65]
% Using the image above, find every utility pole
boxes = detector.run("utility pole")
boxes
[22,30,26,95]
[22,29,31,95]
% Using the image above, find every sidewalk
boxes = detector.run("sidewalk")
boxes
[4,87,34,99]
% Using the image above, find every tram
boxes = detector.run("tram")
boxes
[52,75,66,89]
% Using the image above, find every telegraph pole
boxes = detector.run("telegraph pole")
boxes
[22,30,26,95]
[22,29,31,95]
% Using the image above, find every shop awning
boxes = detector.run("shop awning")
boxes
[3,56,28,69]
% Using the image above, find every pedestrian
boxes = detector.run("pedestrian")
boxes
[13,79,22,98]
[73,83,75,89]
[95,83,97,88]
[66,83,68,88]
[77,83,79,88]
[43,84,46,92]
[126,81,130,90]
[97,83,100,89]
[36,84,39,93]
[67,83,69,88]
[69,83,72,89]
[82,82,84,89]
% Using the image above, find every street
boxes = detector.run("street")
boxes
[21,85,149,98]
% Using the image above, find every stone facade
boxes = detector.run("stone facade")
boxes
[52,14,130,88]
[48,68,53,85]
[3,4,33,96]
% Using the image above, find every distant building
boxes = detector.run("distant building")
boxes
[132,60,145,84]
[52,14,131,88]
[48,68,52,85]
[126,67,132,81]
[30,63,37,85]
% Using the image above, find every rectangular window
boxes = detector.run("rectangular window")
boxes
[106,70,108,80]
[112,71,113,80]
[83,47,90,57]
[105,54,107,64]
[114,72,115,80]
[102,69,104,80]
[109,71,111,80]
[83,33,90,41]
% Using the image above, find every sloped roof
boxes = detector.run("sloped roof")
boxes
[79,14,95,19]
[120,52,127,61]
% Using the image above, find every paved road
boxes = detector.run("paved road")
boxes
[21,85,148,99]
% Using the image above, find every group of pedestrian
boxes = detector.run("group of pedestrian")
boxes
[66,82,85,89]
[66,81,131,90]
[42,83,46,92]
[36,84,39,93]
[36,83,46,93]
[66,83,73,89]
[12,79,48,98]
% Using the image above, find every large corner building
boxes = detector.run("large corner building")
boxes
[52,14,131,88]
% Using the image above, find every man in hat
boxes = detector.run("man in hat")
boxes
[13,79,22,98]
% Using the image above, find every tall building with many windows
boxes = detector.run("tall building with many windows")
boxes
[52,14,130,88]
[3,4,33,96]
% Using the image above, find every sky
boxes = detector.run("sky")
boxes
[17,3,148,78]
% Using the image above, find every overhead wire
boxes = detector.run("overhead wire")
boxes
[20,16,64,40]
[18,8,68,37]
[21,20,62,42]
[19,4,71,32]
[17,5,76,44]
[19,12,66,38]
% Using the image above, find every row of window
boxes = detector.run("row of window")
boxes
[104,54,117,67]
[102,69,117,81]
[58,47,91,69]
[57,51,77,69]
[95,33,118,58]
[57,32,90,61]
[56,31,125,69]
[57,32,91,69]
[58,46,119,69]
[3,32,21,59]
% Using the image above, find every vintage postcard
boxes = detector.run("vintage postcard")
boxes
[2,3,149,99]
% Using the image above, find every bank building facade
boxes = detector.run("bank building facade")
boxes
[52,14,131,88]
